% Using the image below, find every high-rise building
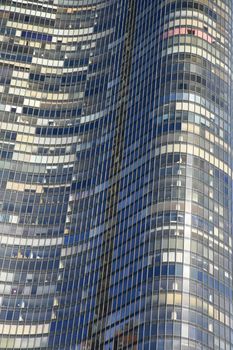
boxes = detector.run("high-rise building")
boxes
[0,0,232,349]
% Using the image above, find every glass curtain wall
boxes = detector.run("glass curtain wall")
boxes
[0,1,232,350]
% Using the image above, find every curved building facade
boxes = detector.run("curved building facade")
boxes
[0,0,232,349]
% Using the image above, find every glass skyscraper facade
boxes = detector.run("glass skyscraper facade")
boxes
[0,0,232,349]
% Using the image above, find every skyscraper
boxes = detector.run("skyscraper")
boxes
[0,0,232,349]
